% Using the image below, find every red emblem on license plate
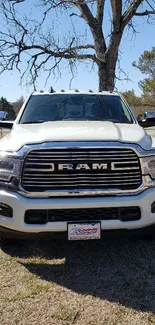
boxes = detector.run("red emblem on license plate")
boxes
[71,228,98,236]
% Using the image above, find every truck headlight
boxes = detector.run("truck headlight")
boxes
[0,151,23,182]
[141,156,155,179]
[148,159,155,179]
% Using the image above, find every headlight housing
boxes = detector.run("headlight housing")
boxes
[141,156,155,179]
[0,151,23,183]
[148,159,155,179]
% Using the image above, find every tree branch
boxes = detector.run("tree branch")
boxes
[146,0,155,11]
[110,0,122,32]
[134,9,155,15]
[4,0,155,92]
[4,42,96,61]
[73,0,97,30]
[96,0,105,26]
[71,1,107,62]
[122,0,143,28]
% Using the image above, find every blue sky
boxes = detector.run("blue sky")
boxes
[0,0,154,102]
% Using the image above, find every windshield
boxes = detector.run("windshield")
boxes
[20,94,133,124]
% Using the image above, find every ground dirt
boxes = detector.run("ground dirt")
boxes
[1,128,155,325]
[1,238,155,325]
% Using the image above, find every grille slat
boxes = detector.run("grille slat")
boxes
[24,167,140,172]
[23,180,140,184]
[22,147,142,192]
[23,171,141,177]
[28,150,135,155]
[26,157,137,162]
[27,153,136,157]
[25,160,139,166]
[22,182,140,188]
[23,175,141,180]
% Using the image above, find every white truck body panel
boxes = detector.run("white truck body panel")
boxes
[0,121,152,152]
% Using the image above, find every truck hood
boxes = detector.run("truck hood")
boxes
[0,121,153,152]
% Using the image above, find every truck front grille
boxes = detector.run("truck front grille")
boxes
[22,147,142,192]
[22,148,142,192]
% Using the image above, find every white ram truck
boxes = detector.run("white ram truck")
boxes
[0,90,155,241]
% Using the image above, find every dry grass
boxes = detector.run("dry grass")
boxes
[1,129,155,325]
[1,238,155,325]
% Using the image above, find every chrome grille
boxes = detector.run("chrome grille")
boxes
[21,147,142,192]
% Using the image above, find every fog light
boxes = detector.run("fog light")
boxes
[120,207,141,221]
[25,210,47,224]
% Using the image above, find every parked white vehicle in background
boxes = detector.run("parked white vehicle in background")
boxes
[1,90,155,242]
[0,111,8,121]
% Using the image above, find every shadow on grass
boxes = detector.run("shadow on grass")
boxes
[2,237,155,313]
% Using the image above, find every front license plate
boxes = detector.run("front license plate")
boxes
[68,223,101,241]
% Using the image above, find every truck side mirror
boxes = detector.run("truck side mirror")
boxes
[0,121,14,129]
[138,110,155,128]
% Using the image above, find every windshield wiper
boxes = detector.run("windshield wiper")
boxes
[21,120,45,124]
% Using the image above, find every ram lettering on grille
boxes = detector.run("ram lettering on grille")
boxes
[55,163,109,171]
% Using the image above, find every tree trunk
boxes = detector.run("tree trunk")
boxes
[98,61,116,92]
[97,29,123,92]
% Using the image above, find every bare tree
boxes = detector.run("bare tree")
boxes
[0,0,155,91]
[12,95,24,115]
